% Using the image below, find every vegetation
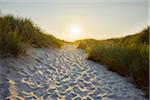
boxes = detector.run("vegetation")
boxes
[0,15,63,56]
[77,27,149,97]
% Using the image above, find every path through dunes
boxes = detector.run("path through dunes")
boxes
[0,45,145,100]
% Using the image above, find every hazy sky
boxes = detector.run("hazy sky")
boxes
[0,0,148,41]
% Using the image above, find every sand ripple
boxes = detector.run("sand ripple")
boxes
[0,45,146,100]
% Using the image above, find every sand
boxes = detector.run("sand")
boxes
[0,45,146,100]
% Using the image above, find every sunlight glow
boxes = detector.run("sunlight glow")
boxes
[64,25,84,41]
[69,26,82,37]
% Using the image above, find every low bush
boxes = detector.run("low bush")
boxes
[0,15,63,56]
[77,27,149,97]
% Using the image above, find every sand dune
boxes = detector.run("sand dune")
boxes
[0,45,145,100]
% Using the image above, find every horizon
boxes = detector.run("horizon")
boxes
[0,0,148,41]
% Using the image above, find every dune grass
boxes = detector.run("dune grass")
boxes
[0,15,63,56]
[77,27,149,97]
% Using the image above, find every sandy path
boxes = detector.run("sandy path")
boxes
[0,45,145,100]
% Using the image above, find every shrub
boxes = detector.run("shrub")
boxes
[77,27,149,97]
[0,15,63,56]
[0,31,28,56]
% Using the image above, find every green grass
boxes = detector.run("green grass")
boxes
[0,15,63,56]
[77,27,149,97]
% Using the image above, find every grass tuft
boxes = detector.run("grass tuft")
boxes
[77,27,149,97]
[0,15,63,56]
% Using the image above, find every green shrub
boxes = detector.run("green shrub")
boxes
[77,27,149,97]
[0,31,28,56]
[0,15,63,56]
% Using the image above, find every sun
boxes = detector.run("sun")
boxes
[69,26,82,37]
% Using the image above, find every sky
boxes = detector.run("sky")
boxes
[0,0,148,41]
